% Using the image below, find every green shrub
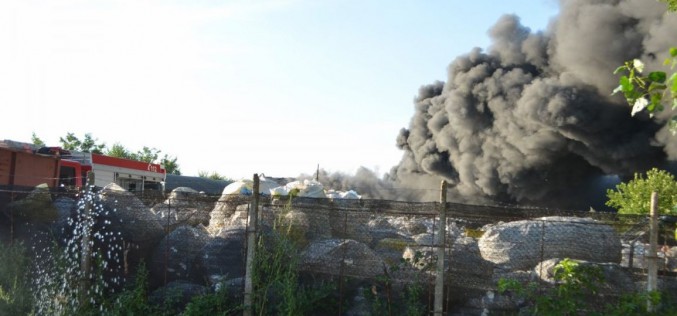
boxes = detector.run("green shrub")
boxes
[366,251,430,316]
[182,283,241,316]
[606,168,677,215]
[498,258,676,315]
[107,261,162,316]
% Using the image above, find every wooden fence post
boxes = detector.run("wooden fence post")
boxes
[243,174,260,316]
[434,180,447,315]
[647,191,658,313]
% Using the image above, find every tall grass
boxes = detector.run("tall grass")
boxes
[251,203,336,315]
[0,241,34,315]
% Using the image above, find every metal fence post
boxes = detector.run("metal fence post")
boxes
[434,180,447,315]
[244,174,259,316]
[647,191,658,313]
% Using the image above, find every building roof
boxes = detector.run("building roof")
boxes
[164,174,232,196]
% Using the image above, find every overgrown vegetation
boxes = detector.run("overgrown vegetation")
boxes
[498,258,676,315]
[251,203,337,315]
[106,262,159,315]
[365,250,430,316]
[105,260,242,316]
[0,242,34,315]
[182,284,241,316]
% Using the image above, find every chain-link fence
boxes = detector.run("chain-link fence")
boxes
[1,183,676,315]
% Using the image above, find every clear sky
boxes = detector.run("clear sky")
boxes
[1,0,559,180]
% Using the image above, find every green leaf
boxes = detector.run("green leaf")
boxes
[646,98,663,116]
[624,90,642,102]
[620,76,633,92]
[671,73,677,93]
[648,71,667,83]
[648,81,667,92]
[647,100,657,112]
[670,47,677,58]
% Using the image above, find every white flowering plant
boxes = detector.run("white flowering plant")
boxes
[613,48,677,132]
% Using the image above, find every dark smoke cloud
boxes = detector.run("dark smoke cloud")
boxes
[392,0,677,208]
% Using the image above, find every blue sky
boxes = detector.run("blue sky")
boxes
[1,0,559,179]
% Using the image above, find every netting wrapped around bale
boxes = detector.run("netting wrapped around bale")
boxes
[478,216,622,271]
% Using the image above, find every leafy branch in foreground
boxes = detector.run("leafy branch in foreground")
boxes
[612,48,677,123]
[660,0,677,12]
[612,1,677,133]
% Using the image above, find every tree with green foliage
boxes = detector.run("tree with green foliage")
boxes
[198,170,229,181]
[106,143,133,159]
[606,168,677,215]
[107,144,161,163]
[613,1,677,133]
[107,143,180,174]
[161,154,181,175]
[34,132,182,175]
[133,146,160,163]
[31,132,45,147]
[59,132,106,153]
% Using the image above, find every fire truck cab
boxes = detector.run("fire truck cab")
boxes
[37,147,166,192]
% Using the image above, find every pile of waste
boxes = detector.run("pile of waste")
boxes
[222,176,361,200]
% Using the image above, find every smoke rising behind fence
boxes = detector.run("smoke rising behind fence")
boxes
[384,0,677,208]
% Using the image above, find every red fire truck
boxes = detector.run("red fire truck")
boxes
[1,140,166,192]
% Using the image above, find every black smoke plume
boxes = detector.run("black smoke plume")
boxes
[392,0,677,209]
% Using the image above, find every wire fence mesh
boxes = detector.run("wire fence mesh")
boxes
[1,183,676,315]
